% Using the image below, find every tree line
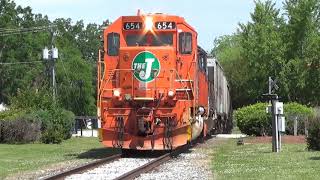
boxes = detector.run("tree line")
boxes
[0,0,109,115]
[2,0,319,114]
[212,0,320,108]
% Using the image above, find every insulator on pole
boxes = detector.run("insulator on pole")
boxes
[52,47,59,59]
[43,47,49,60]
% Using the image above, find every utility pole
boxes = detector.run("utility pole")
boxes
[43,28,58,101]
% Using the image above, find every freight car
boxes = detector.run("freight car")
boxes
[97,12,232,150]
[207,56,233,134]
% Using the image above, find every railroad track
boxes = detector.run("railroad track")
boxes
[43,154,122,180]
[115,146,186,180]
[42,145,189,180]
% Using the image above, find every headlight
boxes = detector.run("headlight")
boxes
[145,16,153,31]
[113,89,121,97]
[168,90,175,97]
[198,106,205,115]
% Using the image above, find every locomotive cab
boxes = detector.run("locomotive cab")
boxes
[97,13,211,150]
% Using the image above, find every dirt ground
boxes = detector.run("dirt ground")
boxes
[245,135,306,144]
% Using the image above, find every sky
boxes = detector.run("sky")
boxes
[14,0,284,51]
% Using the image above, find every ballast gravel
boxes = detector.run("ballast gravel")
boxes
[136,139,216,180]
[65,158,153,180]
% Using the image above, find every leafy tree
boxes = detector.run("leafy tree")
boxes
[214,0,320,108]
[52,18,97,115]
[0,1,103,115]
[55,45,96,115]
[214,0,287,108]
[76,22,102,62]
[212,35,249,108]
[283,0,320,105]
[0,0,50,103]
[239,0,286,101]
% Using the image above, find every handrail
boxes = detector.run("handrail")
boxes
[172,68,191,100]
[100,68,195,101]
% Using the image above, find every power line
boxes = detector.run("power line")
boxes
[0,61,43,65]
[0,25,55,37]
[0,26,48,32]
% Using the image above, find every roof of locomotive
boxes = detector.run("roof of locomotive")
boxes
[121,13,182,20]
[107,13,196,33]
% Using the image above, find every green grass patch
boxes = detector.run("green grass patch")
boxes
[212,139,320,180]
[0,137,117,179]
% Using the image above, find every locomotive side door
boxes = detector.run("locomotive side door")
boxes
[176,23,197,97]
[176,24,197,79]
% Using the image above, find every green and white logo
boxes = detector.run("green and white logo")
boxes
[132,51,160,83]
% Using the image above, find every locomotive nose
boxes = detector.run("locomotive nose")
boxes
[118,47,175,101]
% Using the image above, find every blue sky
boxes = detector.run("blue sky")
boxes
[15,0,284,51]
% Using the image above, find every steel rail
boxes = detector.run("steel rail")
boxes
[43,137,207,180]
[43,154,122,180]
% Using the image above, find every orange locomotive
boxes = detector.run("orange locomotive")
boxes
[97,12,230,150]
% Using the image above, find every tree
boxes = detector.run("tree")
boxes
[213,0,320,108]
[0,1,100,115]
[237,0,286,105]
[0,0,50,103]
[283,0,320,105]
[55,45,96,115]
[212,35,249,108]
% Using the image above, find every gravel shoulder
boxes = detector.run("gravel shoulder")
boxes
[5,159,96,180]
[136,137,224,180]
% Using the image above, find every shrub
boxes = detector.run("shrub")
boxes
[284,102,314,135]
[235,102,314,136]
[1,88,75,144]
[34,108,75,144]
[235,103,272,136]
[0,108,75,144]
[0,111,41,143]
[306,117,320,151]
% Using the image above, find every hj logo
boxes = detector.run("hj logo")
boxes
[132,51,160,83]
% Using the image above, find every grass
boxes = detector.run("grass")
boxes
[0,137,118,179]
[211,138,320,180]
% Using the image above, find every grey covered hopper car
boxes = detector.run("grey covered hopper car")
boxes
[207,57,233,134]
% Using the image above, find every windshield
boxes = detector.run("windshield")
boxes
[126,33,173,46]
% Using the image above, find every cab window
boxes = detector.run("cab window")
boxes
[198,54,207,72]
[107,33,120,56]
[126,33,173,46]
[179,32,192,54]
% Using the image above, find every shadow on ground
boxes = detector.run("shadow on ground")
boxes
[309,156,320,160]
[121,149,171,158]
[66,148,121,159]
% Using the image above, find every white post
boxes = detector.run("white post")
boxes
[294,117,298,136]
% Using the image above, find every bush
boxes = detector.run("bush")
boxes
[235,103,272,136]
[0,111,41,143]
[1,88,75,144]
[306,117,320,151]
[0,108,75,144]
[284,102,314,135]
[34,108,75,144]
[235,102,314,136]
